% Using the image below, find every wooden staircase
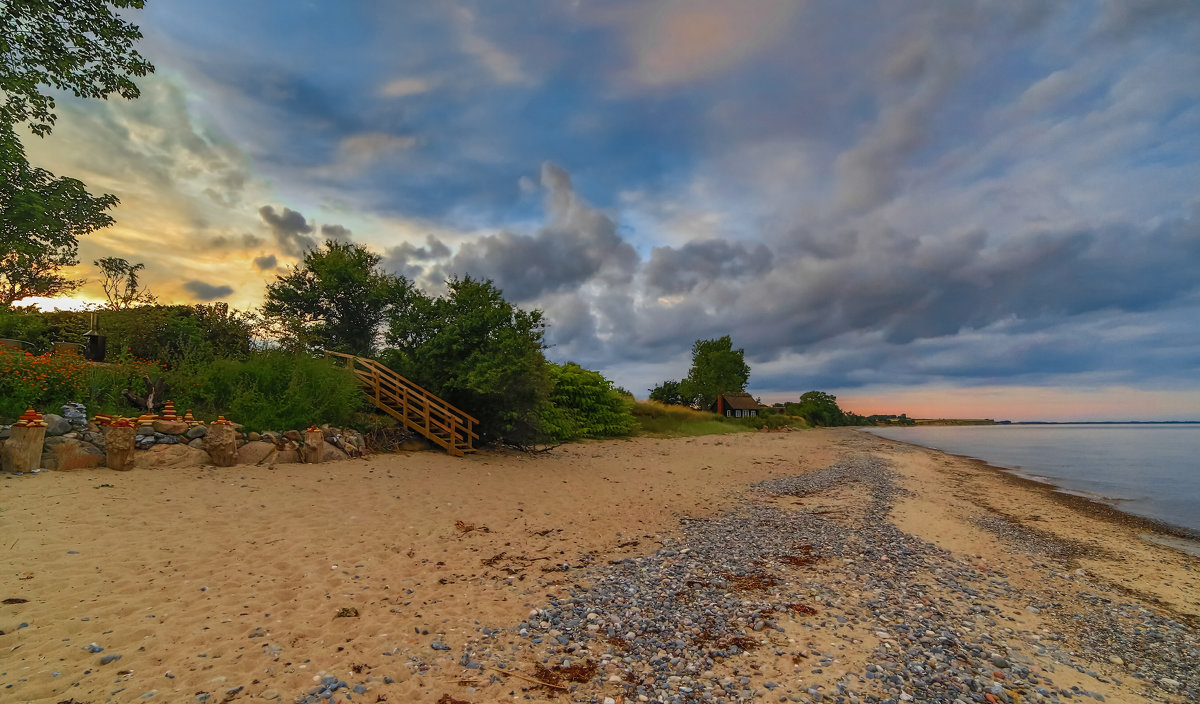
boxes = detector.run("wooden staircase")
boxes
[325,351,478,456]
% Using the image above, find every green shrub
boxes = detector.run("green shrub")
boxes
[540,362,636,443]
[187,351,362,431]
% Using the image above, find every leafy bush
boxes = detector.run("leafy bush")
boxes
[0,304,256,364]
[0,346,168,422]
[188,351,362,431]
[539,362,636,443]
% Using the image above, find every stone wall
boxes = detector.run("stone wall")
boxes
[0,406,368,474]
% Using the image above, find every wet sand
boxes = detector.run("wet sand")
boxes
[1,429,1196,703]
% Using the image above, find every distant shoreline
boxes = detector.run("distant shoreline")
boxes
[863,427,1200,543]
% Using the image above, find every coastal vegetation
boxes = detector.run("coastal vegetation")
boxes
[0,242,640,446]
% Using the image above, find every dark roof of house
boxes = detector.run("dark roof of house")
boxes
[719,392,761,410]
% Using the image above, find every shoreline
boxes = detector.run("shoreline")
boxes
[2,429,1197,703]
[862,427,1200,543]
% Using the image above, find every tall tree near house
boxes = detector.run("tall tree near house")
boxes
[679,335,751,409]
[0,0,154,305]
[95,257,157,309]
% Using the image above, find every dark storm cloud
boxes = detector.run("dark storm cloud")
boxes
[446,163,638,301]
[320,224,352,242]
[252,254,278,270]
[380,235,452,281]
[258,205,315,256]
[183,280,234,301]
[646,239,773,294]
[615,213,1200,392]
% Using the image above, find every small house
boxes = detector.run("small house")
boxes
[712,392,760,418]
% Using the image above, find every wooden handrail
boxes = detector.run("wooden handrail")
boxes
[324,350,477,456]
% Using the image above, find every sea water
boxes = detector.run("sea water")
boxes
[867,424,1200,534]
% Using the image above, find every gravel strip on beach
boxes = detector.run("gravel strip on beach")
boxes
[427,454,1199,704]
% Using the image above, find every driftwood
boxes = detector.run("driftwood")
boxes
[122,375,168,412]
[488,667,568,691]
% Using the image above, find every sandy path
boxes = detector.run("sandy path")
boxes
[1,429,1196,703]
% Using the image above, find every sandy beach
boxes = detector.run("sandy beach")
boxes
[2,429,1197,703]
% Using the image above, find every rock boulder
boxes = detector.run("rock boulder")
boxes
[237,441,276,466]
[42,413,72,436]
[152,419,189,435]
[40,437,104,471]
[131,444,211,470]
[320,443,349,462]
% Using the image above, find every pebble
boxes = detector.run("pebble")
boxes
[466,452,1200,704]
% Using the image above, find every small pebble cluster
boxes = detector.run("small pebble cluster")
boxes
[452,455,1196,704]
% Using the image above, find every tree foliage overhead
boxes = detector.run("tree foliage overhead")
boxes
[0,0,154,138]
[0,123,118,304]
[262,240,412,356]
[0,0,153,305]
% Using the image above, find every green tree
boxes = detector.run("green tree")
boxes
[0,123,118,304]
[0,1,153,305]
[788,390,846,427]
[1,0,154,138]
[648,379,686,405]
[96,256,156,309]
[382,276,550,445]
[262,241,411,356]
[679,335,750,409]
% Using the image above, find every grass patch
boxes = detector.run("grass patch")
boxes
[631,400,754,437]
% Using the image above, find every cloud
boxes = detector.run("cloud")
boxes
[379,77,433,98]
[446,163,639,300]
[620,0,798,86]
[332,133,417,174]
[382,234,453,280]
[646,239,773,294]
[258,205,315,256]
[252,254,278,270]
[183,280,234,301]
[833,31,965,212]
[320,224,353,242]
[452,5,530,85]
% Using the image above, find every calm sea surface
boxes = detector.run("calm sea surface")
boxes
[867,424,1200,533]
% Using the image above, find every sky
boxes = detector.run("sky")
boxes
[17,0,1200,421]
